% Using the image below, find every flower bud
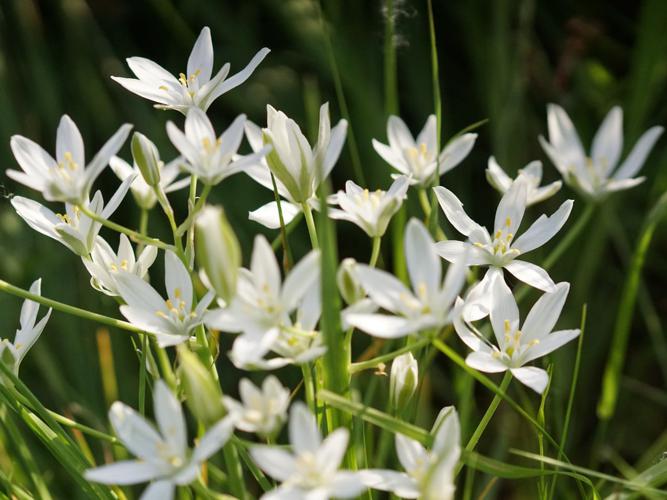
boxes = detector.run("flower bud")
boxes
[195,206,241,304]
[337,258,365,305]
[131,132,161,187]
[389,352,418,411]
[177,346,225,425]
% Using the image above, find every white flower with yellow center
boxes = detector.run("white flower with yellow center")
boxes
[114,250,215,347]
[243,103,347,228]
[539,104,663,200]
[167,107,269,186]
[361,406,461,499]
[110,155,190,210]
[82,234,158,297]
[486,157,561,206]
[0,279,51,375]
[205,235,321,369]
[329,176,409,237]
[85,380,235,499]
[251,403,365,499]
[112,26,269,113]
[7,115,132,204]
[454,274,579,393]
[345,219,467,338]
[10,176,134,257]
[224,376,290,438]
[372,115,477,186]
[434,177,573,292]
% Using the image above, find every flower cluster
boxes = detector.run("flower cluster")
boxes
[2,25,663,500]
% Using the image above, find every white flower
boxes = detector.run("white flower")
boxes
[0,279,51,375]
[110,155,190,210]
[434,178,573,292]
[82,234,158,297]
[115,250,215,347]
[539,104,664,200]
[243,102,347,228]
[345,219,467,338]
[224,376,290,437]
[372,115,477,186]
[7,115,132,204]
[166,108,269,186]
[361,406,461,499]
[205,235,321,369]
[486,157,561,206]
[454,274,580,393]
[10,177,133,256]
[389,352,419,410]
[112,26,269,113]
[85,380,235,498]
[329,176,409,237]
[251,403,365,499]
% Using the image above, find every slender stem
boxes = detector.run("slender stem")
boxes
[350,337,430,374]
[137,207,149,253]
[426,0,442,237]
[138,334,149,415]
[302,202,320,249]
[153,341,177,392]
[0,278,146,335]
[222,443,246,500]
[156,187,183,254]
[369,237,382,268]
[45,409,118,443]
[549,305,587,499]
[418,189,432,218]
[456,372,512,475]
[77,204,173,251]
[271,173,293,272]
[301,363,316,413]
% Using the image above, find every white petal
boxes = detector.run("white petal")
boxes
[522,329,580,364]
[591,106,623,175]
[85,124,133,195]
[249,201,301,229]
[126,57,178,84]
[546,104,585,161]
[605,177,645,193]
[351,266,414,314]
[439,133,477,174]
[281,250,320,311]
[115,272,166,313]
[164,250,193,310]
[166,122,200,166]
[494,177,527,237]
[511,366,549,394]
[140,480,175,500]
[521,282,569,342]
[84,460,164,485]
[358,470,418,497]
[372,139,409,174]
[153,381,188,459]
[416,115,437,153]
[486,156,513,193]
[504,260,556,292]
[387,116,415,150]
[56,115,85,168]
[433,186,487,239]
[435,240,490,266]
[251,235,282,298]
[109,401,163,462]
[316,428,349,475]
[187,27,213,84]
[489,275,519,347]
[512,199,573,254]
[193,416,235,462]
[405,219,441,296]
[345,313,423,338]
[250,446,297,482]
[289,402,321,454]
[395,434,427,474]
[466,351,507,373]
[613,126,664,180]
[321,119,347,180]
[431,406,461,458]
[329,471,366,498]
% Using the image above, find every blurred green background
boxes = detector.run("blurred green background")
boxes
[0,0,666,497]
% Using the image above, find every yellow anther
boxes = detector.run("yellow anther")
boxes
[158,85,168,91]
[495,230,502,239]
[179,72,187,85]
[504,319,511,333]
[506,233,513,241]
[120,259,128,270]
[174,288,181,299]
[419,142,428,154]
[529,339,540,347]
[505,217,512,228]
[110,263,118,272]
[155,310,168,319]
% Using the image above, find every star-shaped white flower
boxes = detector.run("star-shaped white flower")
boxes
[85,380,235,499]
[112,26,269,113]
[328,176,409,237]
[204,235,322,369]
[486,156,561,206]
[243,103,347,228]
[0,279,51,375]
[539,104,663,200]
[7,115,132,204]
[11,176,133,257]
[361,406,461,499]
[434,177,573,292]
[110,155,190,210]
[251,403,366,499]
[224,375,290,438]
[115,250,215,347]
[167,108,269,186]
[372,115,477,186]
[82,234,158,297]
[345,219,466,338]
[454,273,579,393]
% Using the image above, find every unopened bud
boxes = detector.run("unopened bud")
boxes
[131,132,161,187]
[337,258,365,305]
[389,352,418,411]
[177,346,225,425]
[195,206,241,304]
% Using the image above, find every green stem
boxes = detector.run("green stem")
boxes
[222,443,246,500]
[369,237,382,268]
[426,0,442,236]
[153,341,177,392]
[302,202,320,249]
[139,334,148,415]
[0,278,146,335]
[271,173,293,272]
[350,337,430,374]
[418,188,432,218]
[45,409,118,443]
[302,363,316,413]
[77,204,172,251]
[456,372,512,475]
